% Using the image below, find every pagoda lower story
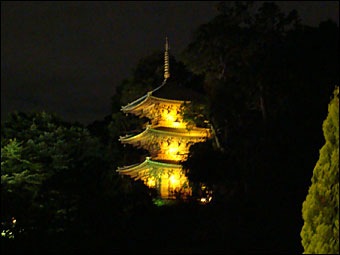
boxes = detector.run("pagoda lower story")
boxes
[118,157,191,199]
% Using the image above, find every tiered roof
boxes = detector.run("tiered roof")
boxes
[119,125,210,144]
[116,37,210,199]
[121,87,187,117]
[117,157,181,180]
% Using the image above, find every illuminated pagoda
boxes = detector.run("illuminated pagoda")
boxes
[117,38,211,199]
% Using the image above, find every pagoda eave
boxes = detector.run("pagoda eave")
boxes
[117,157,182,180]
[119,125,211,144]
[121,92,188,115]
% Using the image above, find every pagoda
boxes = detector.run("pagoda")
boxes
[117,38,211,199]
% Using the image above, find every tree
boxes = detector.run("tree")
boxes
[1,112,110,237]
[1,111,156,253]
[1,138,45,240]
[180,3,338,251]
[181,1,300,140]
[301,87,339,254]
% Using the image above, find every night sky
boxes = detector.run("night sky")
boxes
[1,1,339,124]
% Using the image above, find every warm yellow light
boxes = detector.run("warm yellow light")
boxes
[167,143,181,160]
[147,178,156,187]
[169,175,180,186]
[166,114,175,122]
[200,196,212,204]
[168,147,178,155]
[161,109,187,128]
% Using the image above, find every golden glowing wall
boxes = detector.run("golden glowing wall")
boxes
[155,139,188,161]
[143,103,206,198]
[122,99,210,199]
[148,104,192,198]
[150,103,187,128]
[142,168,191,199]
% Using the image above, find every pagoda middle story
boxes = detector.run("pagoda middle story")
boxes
[117,38,211,199]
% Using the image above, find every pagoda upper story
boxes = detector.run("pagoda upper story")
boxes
[122,93,188,129]
[119,86,210,162]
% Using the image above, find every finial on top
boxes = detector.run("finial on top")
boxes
[165,36,169,51]
[164,37,170,79]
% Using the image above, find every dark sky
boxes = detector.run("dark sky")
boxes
[1,2,339,125]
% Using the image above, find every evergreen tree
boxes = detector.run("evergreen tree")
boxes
[1,112,111,239]
[301,87,339,254]
[1,111,155,253]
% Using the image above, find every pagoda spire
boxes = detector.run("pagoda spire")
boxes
[164,37,170,79]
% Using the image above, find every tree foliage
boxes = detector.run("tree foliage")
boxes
[1,111,154,253]
[1,112,110,237]
[181,2,301,141]
[180,2,338,251]
[301,87,339,254]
